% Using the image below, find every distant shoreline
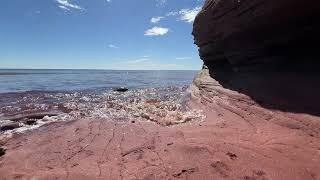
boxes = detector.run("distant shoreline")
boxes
[0,68,199,71]
[0,69,198,76]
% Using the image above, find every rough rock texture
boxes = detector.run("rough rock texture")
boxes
[191,0,320,110]
[1,114,320,180]
[191,0,320,130]
[192,0,320,124]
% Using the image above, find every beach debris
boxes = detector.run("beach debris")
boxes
[115,87,129,92]
[226,152,237,160]
[0,122,21,131]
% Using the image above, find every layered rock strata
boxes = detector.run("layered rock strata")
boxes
[190,0,320,135]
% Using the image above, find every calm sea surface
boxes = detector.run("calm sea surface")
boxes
[0,69,203,134]
[0,69,197,93]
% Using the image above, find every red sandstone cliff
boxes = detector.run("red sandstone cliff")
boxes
[190,0,320,137]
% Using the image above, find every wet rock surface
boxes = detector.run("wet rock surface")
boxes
[7,112,59,122]
[0,122,21,131]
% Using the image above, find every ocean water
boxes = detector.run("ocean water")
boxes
[0,69,197,93]
[0,69,204,134]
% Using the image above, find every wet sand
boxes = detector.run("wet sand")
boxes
[0,101,319,180]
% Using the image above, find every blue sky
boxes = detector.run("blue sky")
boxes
[0,0,204,70]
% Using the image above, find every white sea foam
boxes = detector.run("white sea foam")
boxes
[0,86,205,138]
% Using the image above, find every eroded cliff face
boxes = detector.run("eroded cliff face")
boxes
[193,0,320,71]
[190,0,320,135]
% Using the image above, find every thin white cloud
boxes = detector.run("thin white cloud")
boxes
[166,11,178,16]
[58,5,70,11]
[165,6,202,23]
[125,58,150,64]
[115,62,177,70]
[150,16,164,23]
[178,6,201,23]
[113,56,178,70]
[56,0,83,11]
[108,44,119,48]
[144,26,169,36]
[176,57,192,60]
[106,0,111,2]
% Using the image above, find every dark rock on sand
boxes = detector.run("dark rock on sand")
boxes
[114,87,129,92]
[0,122,21,131]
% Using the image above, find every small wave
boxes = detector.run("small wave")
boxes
[0,86,205,139]
[59,86,205,126]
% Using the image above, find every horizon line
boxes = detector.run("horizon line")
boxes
[0,68,199,71]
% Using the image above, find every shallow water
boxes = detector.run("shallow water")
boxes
[0,69,204,135]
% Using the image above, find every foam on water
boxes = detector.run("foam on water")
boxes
[0,86,205,138]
